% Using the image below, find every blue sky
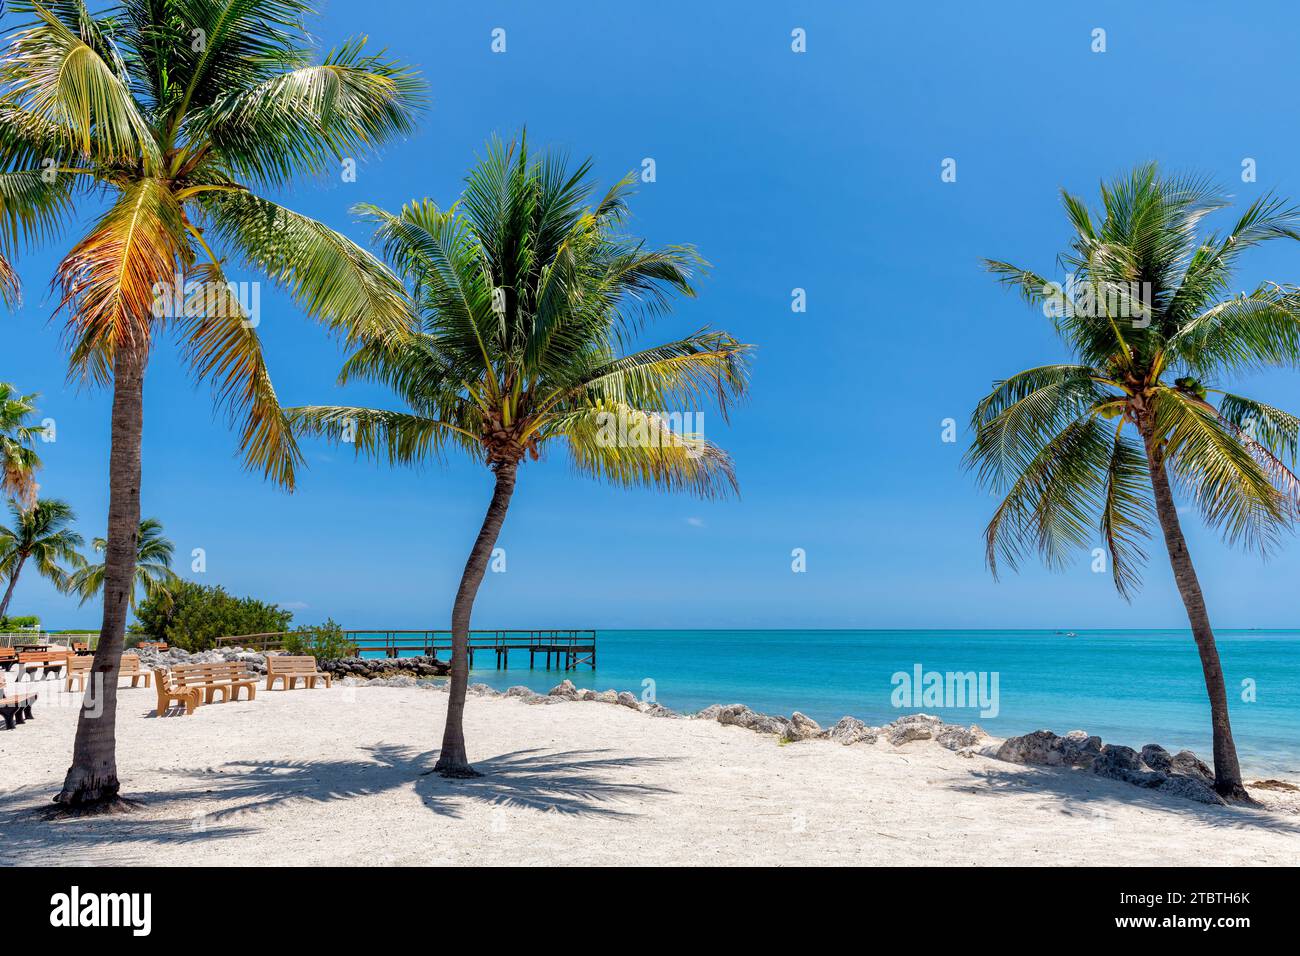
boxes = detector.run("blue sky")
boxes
[5,0,1300,630]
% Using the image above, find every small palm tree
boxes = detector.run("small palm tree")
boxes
[290,136,752,776]
[968,165,1300,800]
[68,517,179,613]
[0,498,83,620]
[0,0,423,808]
[0,382,43,506]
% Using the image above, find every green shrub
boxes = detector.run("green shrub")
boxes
[282,618,356,660]
[133,581,294,651]
[0,614,40,631]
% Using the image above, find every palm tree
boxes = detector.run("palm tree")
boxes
[968,164,1300,800]
[0,498,84,620]
[0,0,423,808]
[0,382,43,506]
[289,136,752,777]
[68,517,179,613]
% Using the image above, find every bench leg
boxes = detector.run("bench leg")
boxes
[1,709,14,730]
[22,701,33,721]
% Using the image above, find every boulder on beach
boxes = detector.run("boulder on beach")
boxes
[548,679,580,700]
[640,702,679,718]
[781,712,825,743]
[829,716,878,746]
[716,703,790,736]
[995,729,1225,805]
[616,691,640,710]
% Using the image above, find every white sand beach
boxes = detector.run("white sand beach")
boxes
[2,681,1299,866]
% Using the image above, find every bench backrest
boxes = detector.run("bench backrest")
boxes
[120,653,143,672]
[172,661,251,685]
[154,667,183,693]
[0,647,15,660]
[18,651,67,664]
[266,655,321,675]
[66,656,92,675]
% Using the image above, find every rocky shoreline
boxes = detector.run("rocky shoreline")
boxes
[133,652,1235,806]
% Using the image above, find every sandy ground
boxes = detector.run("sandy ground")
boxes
[2,678,1299,866]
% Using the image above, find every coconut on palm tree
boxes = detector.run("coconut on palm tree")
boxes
[0,0,423,807]
[0,382,43,506]
[0,498,83,620]
[289,135,752,777]
[68,517,179,613]
[968,164,1300,800]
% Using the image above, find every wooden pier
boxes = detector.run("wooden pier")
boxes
[216,629,597,670]
[343,630,597,670]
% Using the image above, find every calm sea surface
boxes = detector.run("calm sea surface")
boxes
[358,628,1300,776]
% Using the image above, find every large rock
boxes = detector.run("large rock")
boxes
[616,691,641,710]
[829,716,878,746]
[548,679,580,700]
[694,704,724,721]
[935,724,985,751]
[996,729,1102,768]
[996,729,1226,806]
[1092,744,1164,787]
[1171,750,1214,783]
[781,712,824,742]
[716,703,790,736]
[505,685,539,699]
[1140,744,1172,772]
[882,713,945,746]
[640,703,679,719]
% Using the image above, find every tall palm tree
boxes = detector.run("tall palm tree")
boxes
[968,164,1300,800]
[289,136,752,777]
[0,498,83,620]
[0,0,423,808]
[0,382,43,506]
[68,517,179,613]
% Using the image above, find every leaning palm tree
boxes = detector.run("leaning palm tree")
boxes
[289,136,752,776]
[0,498,83,620]
[68,517,179,613]
[968,164,1300,800]
[0,382,43,506]
[0,0,422,808]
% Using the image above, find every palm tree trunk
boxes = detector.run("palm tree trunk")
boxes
[55,345,145,808]
[0,555,26,621]
[1140,429,1249,800]
[433,460,517,777]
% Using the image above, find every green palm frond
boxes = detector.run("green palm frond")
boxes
[981,416,1114,579]
[193,37,424,187]
[1100,428,1153,599]
[557,403,738,499]
[286,405,481,467]
[1152,387,1290,552]
[1,0,161,170]
[204,191,416,346]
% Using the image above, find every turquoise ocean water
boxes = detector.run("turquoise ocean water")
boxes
[356,628,1300,776]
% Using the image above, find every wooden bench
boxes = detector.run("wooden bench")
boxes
[72,641,91,655]
[0,647,15,671]
[153,668,201,716]
[119,653,151,688]
[18,650,68,680]
[0,675,37,729]
[172,661,257,703]
[137,640,168,652]
[265,655,332,690]
[64,655,93,693]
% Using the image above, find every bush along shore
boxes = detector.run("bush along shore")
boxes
[326,675,1239,807]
